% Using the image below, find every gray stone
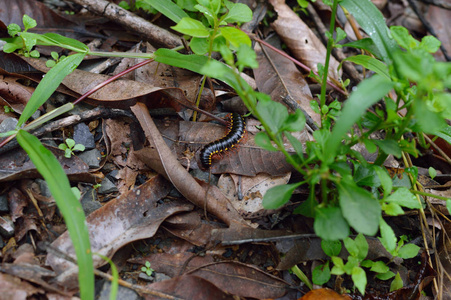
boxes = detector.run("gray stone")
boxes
[0,194,9,212]
[80,186,101,215]
[0,216,14,238]
[97,177,118,194]
[35,179,52,198]
[77,149,101,169]
[0,118,18,133]
[73,122,95,150]
[154,272,171,282]
[98,281,141,300]
[138,272,154,282]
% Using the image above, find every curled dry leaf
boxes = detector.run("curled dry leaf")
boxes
[269,0,342,81]
[131,102,250,228]
[46,175,193,288]
[0,75,35,114]
[0,272,45,300]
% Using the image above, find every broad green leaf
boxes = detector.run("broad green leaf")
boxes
[294,189,317,218]
[255,132,278,152]
[321,240,342,257]
[171,17,210,37]
[142,0,189,23]
[370,261,389,273]
[325,75,394,162]
[331,256,345,275]
[393,50,431,83]
[354,233,369,261]
[281,109,306,132]
[66,138,75,148]
[419,35,441,53]
[312,261,331,285]
[340,0,399,64]
[344,256,360,274]
[262,182,302,209]
[342,38,383,60]
[385,187,421,209]
[376,271,395,280]
[42,33,89,52]
[353,164,380,187]
[390,272,403,291]
[382,202,404,216]
[23,14,37,30]
[220,27,251,48]
[190,37,209,55]
[344,55,389,80]
[17,53,85,128]
[390,26,418,50]
[314,206,350,241]
[338,179,381,236]
[236,44,258,69]
[379,217,396,253]
[398,244,420,259]
[374,139,402,158]
[7,23,21,37]
[413,96,446,134]
[285,132,304,157]
[351,266,367,295]
[374,166,392,197]
[223,3,253,23]
[256,96,288,134]
[344,237,359,258]
[16,130,93,299]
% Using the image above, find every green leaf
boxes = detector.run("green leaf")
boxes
[398,244,420,259]
[342,38,383,60]
[325,75,394,162]
[95,253,118,300]
[374,139,402,158]
[338,180,381,236]
[220,27,251,48]
[354,164,380,187]
[3,41,21,53]
[335,27,347,44]
[354,233,369,260]
[255,132,278,152]
[223,3,253,23]
[171,17,210,37]
[344,236,359,257]
[42,33,89,52]
[58,143,68,151]
[262,182,302,209]
[419,35,441,53]
[256,96,288,134]
[447,200,451,215]
[23,14,37,31]
[390,26,419,50]
[64,148,72,158]
[344,55,389,80]
[370,261,389,273]
[331,257,345,275]
[190,37,209,55]
[393,50,430,83]
[46,60,56,68]
[236,44,258,69]
[379,217,397,253]
[428,167,437,180]
[16,130,93,299]
[66,138,75,148]
[360,260,373,268]
[351,266,367,295]
[340,0,399,64]
[385,187,421,209]
[17,53,85,128]
[314,206,350,241]
[321,240,342,257]
[312,261,331,285]
[390,272,403,291]
[7,23,21,37]
[281,109,306,132]
[73,144,85,152]
[382,202,404,216]
[142,0,189,23]
[285,132,304,157]
[376,271,395,280]
[374,166,393,197]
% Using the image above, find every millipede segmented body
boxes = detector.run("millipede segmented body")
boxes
[200,113,246,168]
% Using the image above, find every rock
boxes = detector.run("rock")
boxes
[154,272,171,282]
[35,179,52,198]
[0,216,14,238]
[97,177,118,194]
[77,149,101,169]
[138,272,154,282]
[80,186,101,215]
[0,194,9,212]
[0,118,18,133]
[73,122,95,150]
[98,280,141,300]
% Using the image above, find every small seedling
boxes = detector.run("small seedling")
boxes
[141,261,154,277]
[46,51,67,68]
[58,138,85,158]
[3,105,13,113]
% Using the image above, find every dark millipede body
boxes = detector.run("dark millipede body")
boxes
[200,113,246,168]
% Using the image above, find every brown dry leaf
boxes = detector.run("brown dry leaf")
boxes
[0,75,35,113]
[0,146,97,183]
[300,288,351,300]
[7,188,28,222]
[134,252,288,299]
[0,272,44,300]
[143,275,235,300]
[131,102,250,228]
[179,120,294,176]
[254,39,321,127]
[269,0,342,81]
[46,175,192,288]
[426,5,451,61]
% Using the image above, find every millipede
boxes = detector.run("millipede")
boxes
[200,113,246,168]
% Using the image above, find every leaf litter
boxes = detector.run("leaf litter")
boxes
[0,0,449,299]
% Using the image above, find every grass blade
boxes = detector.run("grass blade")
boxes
[142,0,189,23]
[16,130,94,300]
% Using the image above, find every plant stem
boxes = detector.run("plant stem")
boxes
[411,190,450,202]
[320,0,339,110]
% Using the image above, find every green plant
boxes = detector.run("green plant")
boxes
[141,261,154,276]
[3,105,13,113]
[46,51,67,68]
[58,138,85,158]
